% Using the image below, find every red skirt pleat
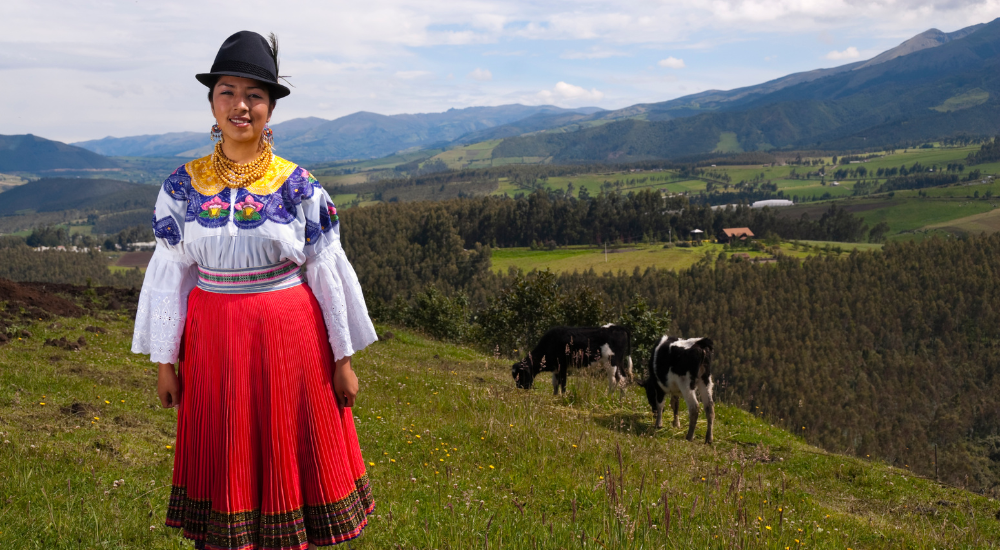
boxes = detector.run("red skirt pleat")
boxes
[166,285,373,549]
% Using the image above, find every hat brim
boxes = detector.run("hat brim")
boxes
[196,71,291,99]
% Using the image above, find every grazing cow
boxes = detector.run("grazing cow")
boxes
[642,336,715,444]
[512,325,633,395]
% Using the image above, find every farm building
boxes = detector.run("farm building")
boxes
[752,199,793,208]
[719,227,755,244]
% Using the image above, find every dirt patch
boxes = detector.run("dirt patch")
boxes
[116,251,153,268]
[44,336,87,351]
[60,402,101,418]
[18,281,140,314]
[0,278,83,318]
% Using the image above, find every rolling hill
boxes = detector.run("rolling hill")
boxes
[0,134,119,172]
[0,177,157,215]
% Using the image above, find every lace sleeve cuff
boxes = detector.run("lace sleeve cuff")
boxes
[304,241,378,360]
[131,247,198,364]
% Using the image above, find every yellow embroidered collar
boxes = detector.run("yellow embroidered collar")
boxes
[186,154,298,196]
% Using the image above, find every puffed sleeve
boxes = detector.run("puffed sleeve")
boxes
[298,170,378,360]
[131,166,200,364]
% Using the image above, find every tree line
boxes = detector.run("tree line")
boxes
[337,192,1000,493]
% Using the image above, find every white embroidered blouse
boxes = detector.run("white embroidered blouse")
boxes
[131,154,378,364]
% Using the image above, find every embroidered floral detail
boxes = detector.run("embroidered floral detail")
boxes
[200,196,230,219]
[163,167,191,201]
[152,214,182,245]
[234,195,264,222]
[318,201,339,234]
[307,171,324,190]
[189,189,232,229]
[305,219,322,246]
[283,168,315,207]
[262,192,295,224]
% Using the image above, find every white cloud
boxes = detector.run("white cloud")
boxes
[825,46,860,60]
[4,0,1000,141]
[394,70,434,79]
[537,81,604,104]
[482,50,528,56]
[658,56,685,68]
[562,46,628,59]
[468,68,493,81]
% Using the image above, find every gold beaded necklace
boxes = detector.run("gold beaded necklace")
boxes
[211,141,274,189]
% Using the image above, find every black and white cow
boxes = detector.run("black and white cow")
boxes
[641,336,715,444]
[512,325,633,395]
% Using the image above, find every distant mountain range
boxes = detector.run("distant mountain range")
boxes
[73,105,603,164]
[8,20,1000,175]
[490,19,1000,162]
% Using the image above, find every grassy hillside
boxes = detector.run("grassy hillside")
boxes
[0,282,997,548]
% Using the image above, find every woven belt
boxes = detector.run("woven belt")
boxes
[196,260,304,294]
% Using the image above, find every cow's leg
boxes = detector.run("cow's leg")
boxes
[560,365,568,394]
[679,382,700,441]
[606,359,617,396]
[697,376,715,444]
[670,394,681,428]
[552,368,560,395]
[654,398,664,429]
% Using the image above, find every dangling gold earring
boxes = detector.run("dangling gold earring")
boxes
[261,124,274,149]
[210,123,223,143]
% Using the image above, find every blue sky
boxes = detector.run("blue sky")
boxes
[3,0,999,143]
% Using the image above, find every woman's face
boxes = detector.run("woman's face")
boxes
[210,75,274,146]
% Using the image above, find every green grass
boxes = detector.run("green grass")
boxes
[2,306,999,549]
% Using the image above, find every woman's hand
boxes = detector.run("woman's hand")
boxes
[333,356,359,408]
[157,362,180,408]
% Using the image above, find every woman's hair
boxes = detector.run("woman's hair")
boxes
[207,80,278,107]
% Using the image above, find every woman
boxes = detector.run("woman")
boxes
[132,31,377,549]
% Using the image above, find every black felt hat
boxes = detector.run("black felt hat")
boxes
[196,31,290,99]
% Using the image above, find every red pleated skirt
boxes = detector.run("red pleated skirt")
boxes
[166,284,374,549]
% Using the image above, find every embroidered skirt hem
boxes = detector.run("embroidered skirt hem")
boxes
[167,285,373,549]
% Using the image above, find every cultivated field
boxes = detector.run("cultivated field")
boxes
[0,285,997,549]
[491,241,882,275]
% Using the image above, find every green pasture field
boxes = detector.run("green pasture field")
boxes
[330,193,361,207]
[926,208,1000,235]
[862,198,992,236]
[430,140,504,170]
[490,241,882,275]
[714,131,742,153]
[1,304,998,548]
[933,88,990,112]
[490,243,741,274]
[316,173,371,187]
[779,196,997,238]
